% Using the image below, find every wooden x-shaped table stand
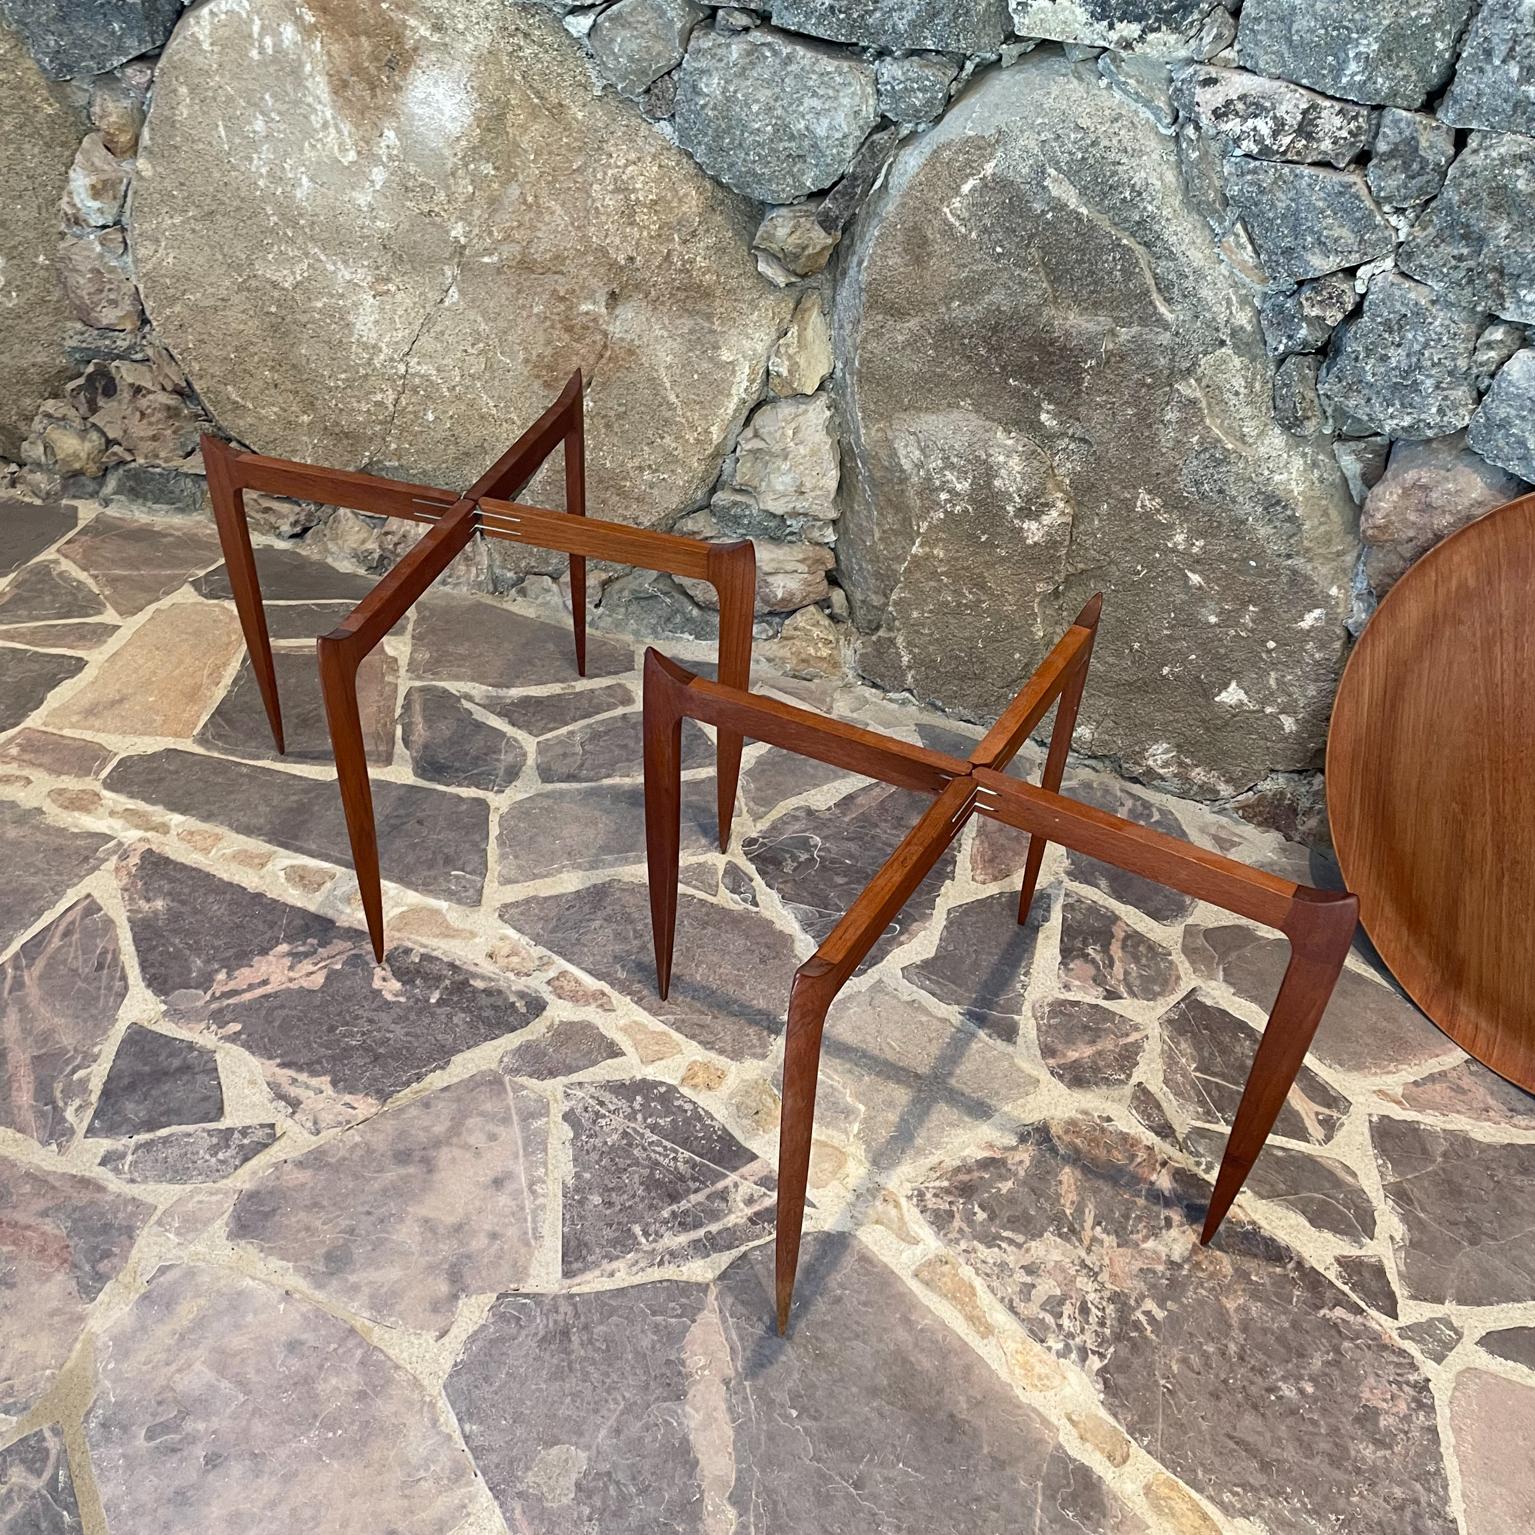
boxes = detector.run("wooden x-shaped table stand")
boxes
[641,598,1360,1333]
[203,372,757,959]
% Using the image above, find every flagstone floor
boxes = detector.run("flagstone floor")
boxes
[2,494,1533,1535]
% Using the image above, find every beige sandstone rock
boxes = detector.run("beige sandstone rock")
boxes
[768,293,834,396]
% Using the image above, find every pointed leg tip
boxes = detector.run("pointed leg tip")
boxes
[776,1298,791,1336]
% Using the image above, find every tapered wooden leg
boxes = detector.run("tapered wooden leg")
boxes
[642,651,683,999]
[204,434,284,753]
[776,963,834,1335]
[565,384,588,677]
[1202,893,1359,1239]
[318,636,386,963]
[709,543,756,852]
[1018,598,1099,924]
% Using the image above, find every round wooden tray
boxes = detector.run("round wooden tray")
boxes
[1327,492,1535,1091]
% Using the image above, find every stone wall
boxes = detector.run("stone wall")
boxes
[3,0,1532,830]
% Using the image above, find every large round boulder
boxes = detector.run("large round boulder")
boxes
[132,0,790,524]
[836,55,1358,794]
[0,24,82,460]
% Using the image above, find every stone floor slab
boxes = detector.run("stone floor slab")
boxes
[121,850,543,1128]
[739,744,857,822]
[0,623,116,652]
[47,601,243,738]
[401,684,525,791]
[55,513,221,616]
[97,1124,277,1184]
[0,648,85,733]
[0,801,116,953]
[914,1118,1454,1535]
[447,1233,1144,1535]
[1059,890,1180,1002]
[535,710,711,784]
[0,730,113,779]
[562,1077,773,1279]
[232,1070,546,1334]
[0,1160,151,1424]
[1389,1059,1535,1127]
[499,1018,621,1080]
[487,679,633,737]
[0,1425,81,1533]
[105,749,488,904]
[1037,997,1149,1091]
[0,503,76,578]
[193,544,379,603]
[412,593,631,688]
[86,1025,223,1139]
[1478,1326,1535,1371]
[821,981,1037,1171]
[502,878,797,1060]
[86,1265,481,1535]
[1372,1114,1535,1307]
[0,895,128,1148]
[0,560,105,625]
[1451,1368,1535,1535]
[199,648,396,764]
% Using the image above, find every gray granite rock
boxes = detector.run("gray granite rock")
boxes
[1259,272,1360,356]
[0,801,116,953]
[1319,273,1484,439]
[1059,891,1180,1002]
[837,54,1356,795]
[97,1124,278,1184]
[1473,319,1526,390]
[675,26,877,202]
[1182,922,1453,1076]
[0,1426,81,1533]
[497,778,715,882]
[1400,131,1535,325]
[1442,0,1535,135]
[770,0,1008,51]
[563,1077,773,1278]
[448,1233,1142,1535]
[875,51,957,123]
[502,878,794,1060]
[1,1160,151,1422]
[1372,1115,1535,1307]
[815,125,900,235]
[0,35,82,458]
[535,710,710,784]
[55,513,222,616]
[1361,430,1527,594]
[120,850,544,1129]
[1012,0,1214,56]
[1367,108,1455,205]
[902,889,1050,1042]
[1468,348,1535,481]
[1185,1126,1374,1242]
[499,1018,621,1080]
[233,1071,546,1333]
[402,685,526,792]
[744,780,953,964]
[1273,353,1329,435]
[1037,998,1149,1091]
[1235,0,1469,109]
[588,0,706,98]
[87,1026,223,1139]
[412,593,630,689]
[0,0,181,77]
[1160,989,1347,1144]
[0,647,85,732]
[137,1,791,529]
[200,650,397,766]
[1174,64,1376,165]
[0,895,127,1148]
[86,1265,481,1535]
[1222,157,1393,281]
[914,1117,1455,1535]
[820,981,1038,1168]
[105,748,489,905]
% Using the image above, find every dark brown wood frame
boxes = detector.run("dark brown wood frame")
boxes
[203,371,757,961]
[641,597,1360,1334]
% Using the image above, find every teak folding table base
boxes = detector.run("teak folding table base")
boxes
[641,598,1361,1334]
[203,372,756,959]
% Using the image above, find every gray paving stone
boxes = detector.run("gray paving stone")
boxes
[0,801,116,953]
[0,1426,81,1533]
[86,1025,223,1139]
[97,1124,278,1184]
